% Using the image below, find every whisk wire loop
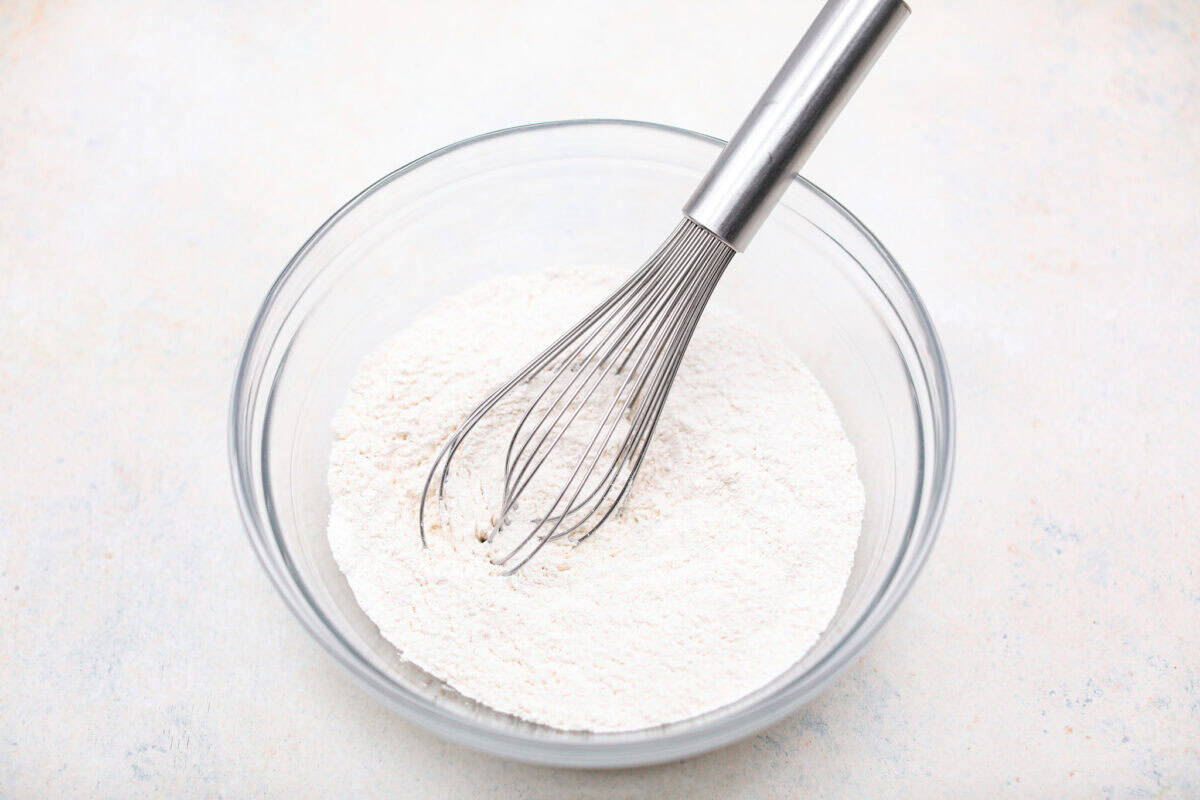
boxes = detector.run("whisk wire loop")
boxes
[418,220,734,571]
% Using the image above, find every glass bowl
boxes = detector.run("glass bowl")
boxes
[229,119,953,767]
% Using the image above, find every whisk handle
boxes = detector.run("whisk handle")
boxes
[682,0,908,251]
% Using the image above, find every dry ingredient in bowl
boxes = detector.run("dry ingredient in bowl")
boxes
[327,266,864,732]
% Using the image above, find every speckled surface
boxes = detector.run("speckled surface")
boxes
[1,0,1197,796]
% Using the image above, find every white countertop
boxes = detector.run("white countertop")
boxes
[2,0,1198,795]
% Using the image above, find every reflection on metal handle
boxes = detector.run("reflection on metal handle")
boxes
[682,0,909,251]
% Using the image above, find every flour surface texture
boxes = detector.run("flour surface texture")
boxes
[327,266,864,732]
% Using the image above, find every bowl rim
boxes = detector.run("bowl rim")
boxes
[229,118,955,768]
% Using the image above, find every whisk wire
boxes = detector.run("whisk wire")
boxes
[418,219,734,570]
[496,244,733,570]
[491,247,713,564]
[496,226,712,522]
[500,223,704,490]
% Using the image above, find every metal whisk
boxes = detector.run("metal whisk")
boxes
[420,0,909,572]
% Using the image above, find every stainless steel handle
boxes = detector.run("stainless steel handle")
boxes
[682,0,909,251]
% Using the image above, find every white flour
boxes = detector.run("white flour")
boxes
[327,266,864,731]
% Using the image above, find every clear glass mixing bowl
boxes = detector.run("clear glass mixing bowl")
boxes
[229,119,954,767]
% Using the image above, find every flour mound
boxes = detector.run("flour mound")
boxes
[327,266,864,731]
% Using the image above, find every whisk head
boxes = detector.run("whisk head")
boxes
[419,219,735,573]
